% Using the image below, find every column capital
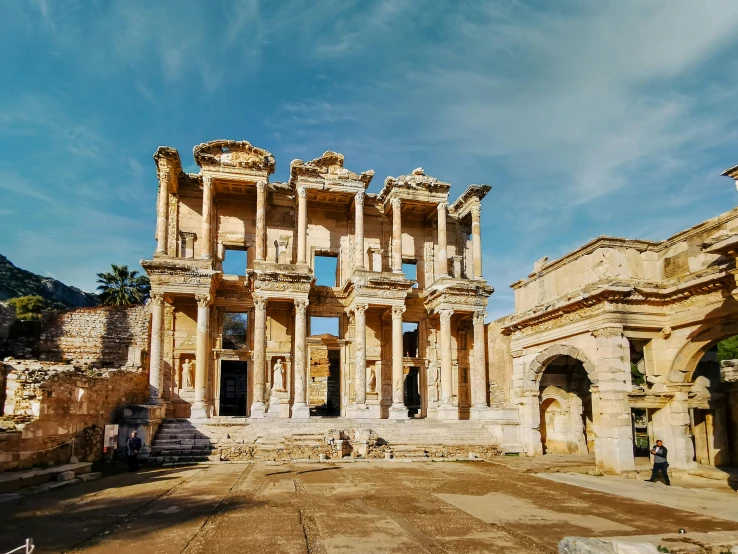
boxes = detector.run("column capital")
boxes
[437,201,448,212]
[470,203,482,218]
[203,174,214,187]
[391,197,401,211]
[195,294,211,308]
[438,308,454,323]
[353,302,369,315]
[256,180,267,193]
[294,298,309,315]
[150,292,165,306]
[391,305,406,319]
[473,310,487,324]
[254,296,267,311]
[355,191,365,206]
[297,185,307,198]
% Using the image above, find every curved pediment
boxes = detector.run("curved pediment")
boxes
[193,140,275,174]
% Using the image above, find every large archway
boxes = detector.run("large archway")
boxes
[687,335,738,467]
[538,355,593,455]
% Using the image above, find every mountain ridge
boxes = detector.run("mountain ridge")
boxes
[0,254,99,308]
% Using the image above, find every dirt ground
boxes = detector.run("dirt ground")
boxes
[1,460,737,554]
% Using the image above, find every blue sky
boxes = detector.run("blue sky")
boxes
[1,1,737,320]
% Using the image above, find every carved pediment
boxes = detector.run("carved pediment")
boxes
[289,151,374,189]
[193,140,275,174]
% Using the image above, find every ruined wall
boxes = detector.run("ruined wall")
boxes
[0,359,148,471]
[39,305,150,367]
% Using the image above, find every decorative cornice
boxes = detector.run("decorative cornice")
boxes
[193,140,275,174]
[591,326,622,338]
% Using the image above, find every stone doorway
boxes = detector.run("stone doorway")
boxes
[538,356,593,455]
[219,360,247,417]
[404,366,421,417]
[309,348,341,417]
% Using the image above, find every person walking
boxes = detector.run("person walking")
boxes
[645,439,670,485]
[126,431,142,472]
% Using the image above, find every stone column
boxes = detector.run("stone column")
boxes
[156,169,170,255]
[292,299,310,419]
[389,305,408,419]
[437,308,458,420]
[251,297,267,418]
[470,311,488,417]
[591,327,635,473]
[297,186,308,264]
[354,192,365,270]
[255,181,267,262]
[391,198,403,273]
[192,294,211,418]
[354,303,368,408]
[471,203,483,279]
[201,176,213,259]
[148,293,165,405]
[437,202,448,277]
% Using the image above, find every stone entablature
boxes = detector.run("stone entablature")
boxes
[141,139,494,425]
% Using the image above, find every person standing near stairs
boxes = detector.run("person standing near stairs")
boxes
[127,431,142,472]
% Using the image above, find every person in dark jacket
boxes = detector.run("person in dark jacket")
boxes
[645,440,670,485]
[127,431,142,472]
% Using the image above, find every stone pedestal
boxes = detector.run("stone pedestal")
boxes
[119,403,166,460]
[267,392,290,419]
[469,406,492,420]
[345,404,371,419]
[291,403,311,419]
[366,392,382,419]
[436,404,459,421]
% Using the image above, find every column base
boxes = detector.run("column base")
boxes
[469,405,490,420]
[388,404,409,420]
[345,403,372,419]
[291,403,311,419]
[250,402,266,419]
[190,401,210,419]
[437,404,459,421]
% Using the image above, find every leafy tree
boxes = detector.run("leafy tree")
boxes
[96,265,150,306]
[222,312,247,350]
[630,362,645,386]
[7,295,47,320]
[717,335,738,363]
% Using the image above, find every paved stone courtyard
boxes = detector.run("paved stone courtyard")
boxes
[1,461,737,554]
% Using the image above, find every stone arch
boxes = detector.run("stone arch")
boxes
[528,344,597,384]
[669,319,738,384]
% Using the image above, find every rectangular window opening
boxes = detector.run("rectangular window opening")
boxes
[402,261,418,288]
[403,322,419,357]
[310,316,340,338]
[222,312,248,350]
[222,247,248,276]
[314,254,338,287]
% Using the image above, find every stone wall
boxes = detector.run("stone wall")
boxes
[39,305,150,367]
[0,359,148,471]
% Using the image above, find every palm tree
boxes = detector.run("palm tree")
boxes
[96,264,150,306]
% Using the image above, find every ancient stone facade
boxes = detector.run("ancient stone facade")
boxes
[491,166,738,473]
[142,140,503,429]
[0,359,148,471]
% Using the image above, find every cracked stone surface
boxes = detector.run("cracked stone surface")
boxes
[1,462,737,554]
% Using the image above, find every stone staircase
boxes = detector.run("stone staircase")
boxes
[147,419,220,466]
[147,417,505,465]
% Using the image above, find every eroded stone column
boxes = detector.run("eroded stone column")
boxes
[148,293,165,405]
[391,198,402,273]
[297,186,307,264]
[201,176,213,260]
[437,202,448,277]
[192,294,211,418]
[354,192,365,270]
[437,308,458,420]
[292,299,310,419]
[354,303,368,408]
[255,181,266,262]
[251,297,267,418]
[471,310,487,409]
[156,169,170,255]
[389,305,408,419]
[471,203,483,279]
